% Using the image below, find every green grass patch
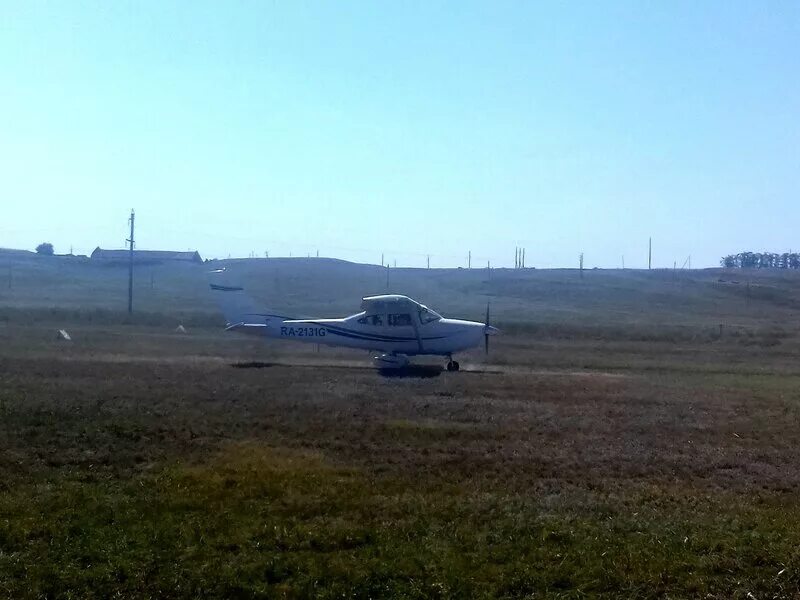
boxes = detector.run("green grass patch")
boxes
[2,444,800,598]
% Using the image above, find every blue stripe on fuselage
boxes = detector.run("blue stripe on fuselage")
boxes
[303,322,447,343]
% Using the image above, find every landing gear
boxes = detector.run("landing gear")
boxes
[446,360,460,372]
[373,353,409,369]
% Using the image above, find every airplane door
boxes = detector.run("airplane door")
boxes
[387,312,418,353]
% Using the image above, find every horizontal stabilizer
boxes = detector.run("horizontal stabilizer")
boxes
[210,283,244,292]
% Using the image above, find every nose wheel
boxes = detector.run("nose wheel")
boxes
[446,360,460,372]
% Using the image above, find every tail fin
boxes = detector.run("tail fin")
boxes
[208,269,291,326]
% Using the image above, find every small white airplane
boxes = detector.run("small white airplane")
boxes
[209,270,499,370]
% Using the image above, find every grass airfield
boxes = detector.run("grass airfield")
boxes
[2,256,800,598]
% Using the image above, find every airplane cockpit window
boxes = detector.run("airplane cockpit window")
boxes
[418,306,441,324]
[388,313,412,326]
[358,314,383,326]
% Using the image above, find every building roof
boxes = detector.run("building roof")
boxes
[91,248,203,263]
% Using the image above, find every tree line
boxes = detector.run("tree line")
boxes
[721,252,800,269]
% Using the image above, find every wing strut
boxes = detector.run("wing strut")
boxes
[410,313,424,354]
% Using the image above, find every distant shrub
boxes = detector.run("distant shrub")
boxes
[35,242,54,255]
[721,251,800,269]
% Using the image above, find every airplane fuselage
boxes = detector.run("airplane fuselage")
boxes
[228,313,486,356]
[211,287,499,368]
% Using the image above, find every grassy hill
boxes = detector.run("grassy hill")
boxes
[1,252,799,336]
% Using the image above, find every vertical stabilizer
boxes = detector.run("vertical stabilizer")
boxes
[208,269,291,326]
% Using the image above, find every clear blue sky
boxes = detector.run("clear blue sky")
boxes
[1,1,797,268]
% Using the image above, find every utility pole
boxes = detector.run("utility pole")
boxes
[386,264,390,290]
[648,237,652,270]
[515,247,518,269]
[427,255,430,269]
[127,209,135,314]
[522,248,525,269]
[468,251,471,269]
[381,253,384,267]
[622,255,625,270]
[316,250,319,258]
[579,252,584,279]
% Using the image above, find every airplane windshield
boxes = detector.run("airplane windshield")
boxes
[418,306,441,324]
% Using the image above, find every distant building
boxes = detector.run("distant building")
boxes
[91,247,203,264]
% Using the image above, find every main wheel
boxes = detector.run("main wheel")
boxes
[446,361,454,372]
[453,361,460,371]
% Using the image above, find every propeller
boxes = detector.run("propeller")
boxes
[485,301,490,355]
[484,301,500,355]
